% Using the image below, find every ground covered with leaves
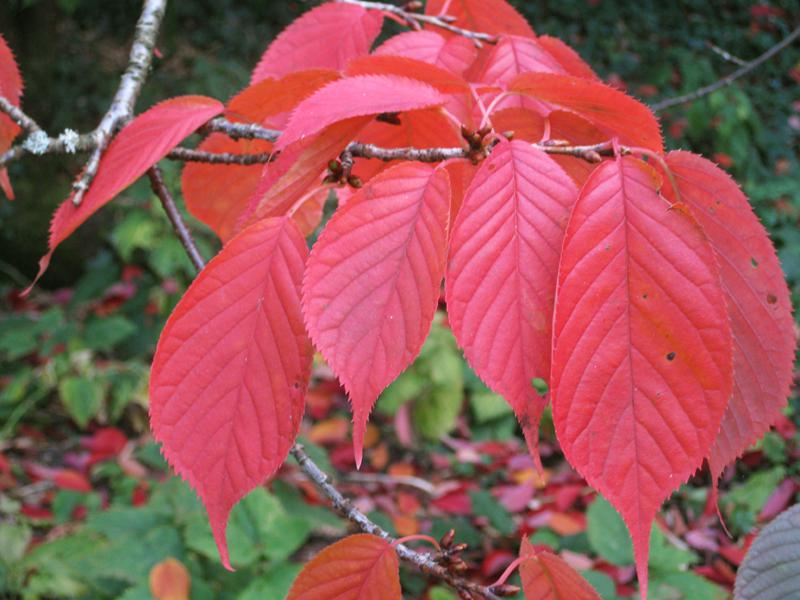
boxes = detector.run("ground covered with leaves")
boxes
[1,1,799,599]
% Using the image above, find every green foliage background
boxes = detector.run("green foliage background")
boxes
[0,2,798,599]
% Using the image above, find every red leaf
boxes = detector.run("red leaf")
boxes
[286,534,401,600]
[490,108,546,142]
[519,537,601,600]
[0,33,23,200]
[536,36,599,81]
[509,73,663,152]
[374,31,477,76]
[663,152,796,482]
[150,217,312,569]
[227,69,341,128]
[31,96,224,289]
[425,0,535,38]
[446,140,577,468]
[470,35,567,86]
[303,163,450,466]
[52,469,92,493]
[182,133,272,242]
[346,55,469,94]
[251,3,383,83]
[275,75,446,151]
[551,156,733,597]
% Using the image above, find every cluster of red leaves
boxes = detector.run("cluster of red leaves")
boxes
[3,0,796,596]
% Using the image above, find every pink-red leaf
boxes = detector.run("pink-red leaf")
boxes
[0,33,23,200]
[251,3,383,83]
[275,75,446,151]
[446,140,577,468]
[425,0,535,38]
[149,217,312,570]
[519,537,602,600]
[374,31,477,76]
[470,35,567,85]
[227,69,341,128]
[536,36,599,81]
[509,73,663,152]
[32,95,224,288]
[182,134,272,242]
[303,163,450,466]
[663,151,796,483]
[286,534,401,600]
[345,55,469,94]
[551,156,733,597]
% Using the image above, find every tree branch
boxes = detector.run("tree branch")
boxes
[166,147,274,165]
[0,97,41,134]
[337,0,498,45]
[202,117,281,142]
[290,445,504,600]
[147,166,206,272]
[652,24,800,111]
[71,0,168,206]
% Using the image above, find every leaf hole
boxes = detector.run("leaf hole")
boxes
[750,257,759,268]
[666,352,676,361]
[767,293,777,304]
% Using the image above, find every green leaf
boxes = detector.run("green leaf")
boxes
[651,571,728,600]
[0,523,31,564]
[58,376,102,427]
[469,389,513,423]
[469,490,515,535]
[725,466,786,516]
[83,316,137,352]
[528,528,560,551]
[580,570,619,599]
[379,317,465,439]
[261,515,312,562]
[238,562,302,600]
[587,497,697,572]
[587,497,633,565]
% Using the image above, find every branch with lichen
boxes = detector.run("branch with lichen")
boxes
[70,0,168,206]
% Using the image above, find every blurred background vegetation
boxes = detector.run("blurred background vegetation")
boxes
[0,1,798,599]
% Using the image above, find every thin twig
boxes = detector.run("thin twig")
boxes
[291,445,503,600]
[337,0,498,44]
[342,472,438,495]
[0,97,41,134]
[147,166,206,272]
[71,0,168,206]
[652,24,800,111]
[166,147,274,165]
[202,117,281,142]
[706,41,747,66]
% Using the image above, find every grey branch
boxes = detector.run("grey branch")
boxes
[147,166,206,272]
[653,24,800,111]
[166,146,274,165]
[290,445,504,600]
[0,97,42,134]
[337,0,498,44]
[202,117,281,142]
[71,0,168,206]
